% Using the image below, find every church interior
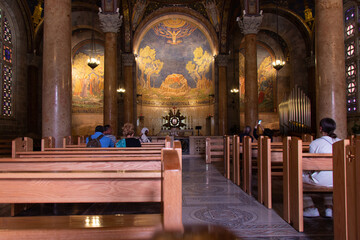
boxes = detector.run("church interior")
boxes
[0,0,358,239]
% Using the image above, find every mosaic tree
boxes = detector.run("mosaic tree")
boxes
[153,19,197,45]
[186,47,212,88]
[137,46,164,88]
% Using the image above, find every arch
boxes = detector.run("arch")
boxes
[260,12,308,89]
[133,7,218,56]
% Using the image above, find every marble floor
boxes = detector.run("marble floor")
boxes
[0,155,333,239]
[181,156,333,240]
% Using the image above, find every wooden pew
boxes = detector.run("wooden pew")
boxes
[224,135,237,180]
[333,139,360,240]
[205,137,224,164]
[62,136,87,148]
[41,136,169,151]
[0,139,12,158]
[286,138,332,232]
[0,149,182,238]
[257,136,283,208]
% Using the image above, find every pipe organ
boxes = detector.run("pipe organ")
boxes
[279,85,311,135]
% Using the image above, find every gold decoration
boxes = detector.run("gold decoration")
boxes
[32,0,43,29]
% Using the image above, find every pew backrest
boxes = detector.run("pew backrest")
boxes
[0,139,12,157]
[333,139,360,240]
[288,138,332,232]
[205,137,224,164]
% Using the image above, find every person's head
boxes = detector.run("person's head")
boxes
[122,123,135,137]
[319,118,337,138]
[141,127,149,136]
[243,126,251,135]
[95,125,104,133]
[103,124,112,134]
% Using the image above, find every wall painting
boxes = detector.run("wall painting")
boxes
[239,44,276,112]
[136,18,214,107]
[72,42,104,113]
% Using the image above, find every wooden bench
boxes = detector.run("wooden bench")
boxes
[205,137,224,164]
[63,135,87,148]
[0,138,12,158]
[224,135,239,180]
[333,139,360,240]
[285,138,332,232]
[0,147,183,238]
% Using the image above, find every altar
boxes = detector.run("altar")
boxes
[158,107,195,136]
[158,128,194,136]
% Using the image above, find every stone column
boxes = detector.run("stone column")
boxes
[237,13,263,128]
[305,54,317,134]
[99,11,122,135]
[27,54,41,137]
[42,0,72,147]
[315,0,346,138]
[216,55,229,135]
[122,53,135,125]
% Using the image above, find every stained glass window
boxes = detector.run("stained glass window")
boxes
[0,9,13,117]
[346,7,355,23]
[346,42,355,59]
[346,24,355,37]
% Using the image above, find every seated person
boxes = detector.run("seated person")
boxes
[140,127,152,143]
[86,125,114,147]
[116,123,141,147]
[239,125,253,142]
[303,117,341,218]
[253,122,274,142]
[103,124,117,145]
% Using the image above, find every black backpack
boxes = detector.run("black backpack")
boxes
[86,134,104,147]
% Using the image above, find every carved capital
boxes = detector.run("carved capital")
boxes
[237,11,263,35]
[98,10,123,33]
[122,53,135,66]
[216,54,229,67]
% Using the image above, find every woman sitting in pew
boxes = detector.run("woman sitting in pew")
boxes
[116,123,141,147]
[303,117,341,218]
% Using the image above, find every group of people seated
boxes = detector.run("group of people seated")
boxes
[239,118,339,218]
[86,123,151,148]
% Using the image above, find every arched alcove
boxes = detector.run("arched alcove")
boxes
[133,11,218,136]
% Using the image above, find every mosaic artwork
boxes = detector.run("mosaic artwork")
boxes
[239,45,276,112]
[136,18,214,107]
[72,42,104,113]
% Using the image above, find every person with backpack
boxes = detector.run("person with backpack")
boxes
[86,125,114,147]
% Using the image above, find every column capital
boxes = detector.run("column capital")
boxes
[122,53,135,66]
[215,54,229,67]
[236,11,263,35]
[98,10,123,33]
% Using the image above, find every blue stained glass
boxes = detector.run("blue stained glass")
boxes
[4,48,10,61]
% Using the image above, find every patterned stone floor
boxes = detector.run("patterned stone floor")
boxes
[182,156,333,240]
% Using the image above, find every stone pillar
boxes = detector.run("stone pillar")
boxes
[99,10,122,135]
[27,54,41,137]
[122,53,135,125]
[305,54,317,134]
[216,54,229,135]
[237,13,263,128]
[42,0,72,147]
[315,0,347,138]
